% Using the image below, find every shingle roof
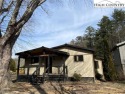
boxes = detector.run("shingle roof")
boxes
[52,44,94,53]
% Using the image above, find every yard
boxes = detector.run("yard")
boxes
[3,72,125,94]
[5,80,125,94]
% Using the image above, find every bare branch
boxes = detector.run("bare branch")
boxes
[40,6,49,15]
[2,0,46,46]
[39,0,46,6]
[0,0,13,15]
[0,12,9,24]
[10,0,23,24]
[17,0,46,29]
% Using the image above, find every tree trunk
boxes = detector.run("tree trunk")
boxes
[0,0,46,93]
[0,27,20,93]
[0,44,12,93]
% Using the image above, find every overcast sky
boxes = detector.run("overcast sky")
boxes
[13,0,124,57]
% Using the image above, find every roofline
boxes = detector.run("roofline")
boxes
[111,41,125,51]
[116,41,125,47]
[15,46,46,55]
[52,44,94,53]
[16,46,69,56]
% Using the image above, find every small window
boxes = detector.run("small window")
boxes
[31,57,39,64]
[74,55,83,62]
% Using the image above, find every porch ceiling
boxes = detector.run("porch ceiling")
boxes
[16,46,69,58]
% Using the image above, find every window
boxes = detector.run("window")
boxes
[74,55,83,62]
[31,57,39,64]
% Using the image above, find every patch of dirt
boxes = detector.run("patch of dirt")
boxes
[5,81,125,94]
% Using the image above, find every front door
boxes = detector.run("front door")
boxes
[45,57,52,73]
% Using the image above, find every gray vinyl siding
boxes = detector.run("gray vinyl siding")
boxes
[119,46,125,65]
[113,45,125,76]
[119,45,125,75]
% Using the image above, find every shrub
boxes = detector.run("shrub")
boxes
[95,69,103,80]
[72,73,82,81]
[96,72,103,80]
[9,59,16,72]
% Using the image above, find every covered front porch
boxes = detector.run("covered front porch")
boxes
[16,47,69,84]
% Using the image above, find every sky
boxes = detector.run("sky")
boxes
[13,0,125,57]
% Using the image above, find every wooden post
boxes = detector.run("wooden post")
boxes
[38,56,40,75]
[48,55,50,75]
[27,57,31,81]
[17,56,20,80]
[58,67,60,74]
[65,66,67,74]
[63,64,65,81]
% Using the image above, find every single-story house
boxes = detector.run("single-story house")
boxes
[16,44,104,83]
[112,41,125,78]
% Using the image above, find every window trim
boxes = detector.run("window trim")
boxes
[74,55,84,62]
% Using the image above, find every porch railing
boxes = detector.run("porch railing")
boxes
[31,66,50,84]
[31,65,68,84]
[31,66,41,84]
[42,67,49,83]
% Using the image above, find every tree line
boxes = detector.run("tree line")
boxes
[70,9,125,81]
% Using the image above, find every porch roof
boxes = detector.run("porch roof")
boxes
[16,46,69,58]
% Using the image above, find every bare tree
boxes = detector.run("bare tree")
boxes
[0,0,46,93]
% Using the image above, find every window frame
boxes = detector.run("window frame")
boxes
[74,55,84,62]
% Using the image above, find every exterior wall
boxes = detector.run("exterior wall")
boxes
[113,48,124,77]
[119,45,125,65]
[24,57,65,75]
[24,58,44,75]
[119,45,125,76]
[52,56,65,74]
[58,48,95,78]
[94,59,104,76]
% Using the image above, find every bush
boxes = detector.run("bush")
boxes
[72,73,82,81]
[9,59,16,72]
[96,72,103,80]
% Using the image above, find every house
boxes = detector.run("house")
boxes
[112,41,125,78]
[16,44,104,83]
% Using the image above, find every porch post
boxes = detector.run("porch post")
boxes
[58,67,60,74]
[38,56,41,75]
[27,57,31,81]
[48,55,50,75]
[63,64,65,81]
[17,56,20,80]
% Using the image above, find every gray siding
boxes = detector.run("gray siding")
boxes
[113,46,125,77]
[119,45,125,64]
[119,45,125,75]
[113,48,121,66]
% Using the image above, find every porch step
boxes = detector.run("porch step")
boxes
[30,75,44,84]
[31,74,66,84]
[47,74,65,81]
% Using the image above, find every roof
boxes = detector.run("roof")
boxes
[116,41,125,47]
[16,46,69,58]
[112,41,125,51]
[52,44,94,53]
